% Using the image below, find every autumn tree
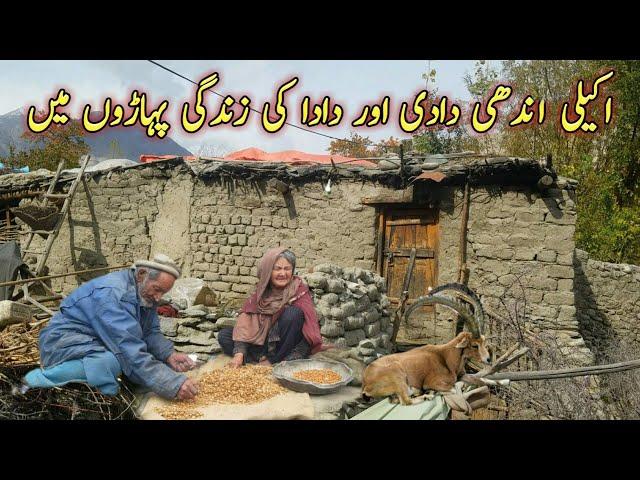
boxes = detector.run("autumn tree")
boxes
[411,65,478,155]
[328,131,402,158]
[464,59,640,264]
[411,126,472,155]
[2,116,90,171]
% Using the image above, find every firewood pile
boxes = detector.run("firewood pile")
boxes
[0,322,138,420]
[0,322,43,367]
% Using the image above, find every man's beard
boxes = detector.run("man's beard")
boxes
[138,281,159,309]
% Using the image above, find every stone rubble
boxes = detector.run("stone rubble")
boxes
[301,263,393,364]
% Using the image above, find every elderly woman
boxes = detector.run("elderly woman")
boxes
[217,247,327,367]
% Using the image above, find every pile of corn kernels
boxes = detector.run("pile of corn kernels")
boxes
[156,365,289,420]
[292,369,342,384]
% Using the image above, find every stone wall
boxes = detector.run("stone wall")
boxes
[405,183,592,364]
[574,249,640,350]
[158,305,222,361]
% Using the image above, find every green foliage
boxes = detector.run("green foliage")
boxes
[464,60,499,99]
[464,60,640,264]
[411,126,471,154]
[602,60,640,206]
[574,156,640,264]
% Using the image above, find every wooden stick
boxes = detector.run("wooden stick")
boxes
[391,248,417,346]
[0,264,130,288]
[461,342,640,385]
[457,181,471,284]
[454,182,471,335]
[537,175,554,190]
[488,359,640,382]
[29,318,50,328]
[0,344,30,353]
[461,345,530,387]
[376,209,384,276]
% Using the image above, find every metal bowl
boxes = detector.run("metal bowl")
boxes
[272,359,353,395]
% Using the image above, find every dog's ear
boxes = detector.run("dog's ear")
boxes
[455,334,470,349]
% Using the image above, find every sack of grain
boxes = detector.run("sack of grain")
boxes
[0,300,33,329]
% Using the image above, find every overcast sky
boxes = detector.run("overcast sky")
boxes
[0,60,500,156]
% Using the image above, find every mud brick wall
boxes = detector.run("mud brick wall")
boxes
[22,164,590,363]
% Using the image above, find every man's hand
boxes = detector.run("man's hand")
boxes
[167,352,196,372]
[229,353,244,368]
[177,378,199,401]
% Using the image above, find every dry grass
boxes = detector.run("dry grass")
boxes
[480,271,640,419]
[0,322,44,367]
[590,336,640,419]
[0,367,138,420]
[0,319,136,420]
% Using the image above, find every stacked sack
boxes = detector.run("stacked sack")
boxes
[301,263,392,364]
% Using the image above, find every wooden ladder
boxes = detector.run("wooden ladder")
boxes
[17,155,91,315]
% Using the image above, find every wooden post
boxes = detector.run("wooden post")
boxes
[536,175,554,191]
[455,181,471,335]
[0,264,130,289]
[457,181,471,285]
[376,209,384,276]
[270,179,290,194]
[399,143,405,185]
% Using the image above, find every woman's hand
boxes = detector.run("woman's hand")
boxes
[229,353,244,368]
[258,356,271,366]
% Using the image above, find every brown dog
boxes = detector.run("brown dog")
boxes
[361,331,491,405]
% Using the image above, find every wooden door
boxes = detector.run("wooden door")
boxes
[380,207,439,343]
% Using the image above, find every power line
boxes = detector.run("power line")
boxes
[147,60,406,152]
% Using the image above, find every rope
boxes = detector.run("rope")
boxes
[441,382,491,417]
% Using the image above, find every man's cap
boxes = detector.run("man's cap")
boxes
[134,253,181,279]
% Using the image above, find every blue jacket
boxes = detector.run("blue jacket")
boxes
[39,269,186,399]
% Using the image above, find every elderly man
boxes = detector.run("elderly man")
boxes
[21,254,199,401]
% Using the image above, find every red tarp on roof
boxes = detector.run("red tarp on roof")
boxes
[140,154,197,163]
[224,148,376,168]
[139,148,376,168]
